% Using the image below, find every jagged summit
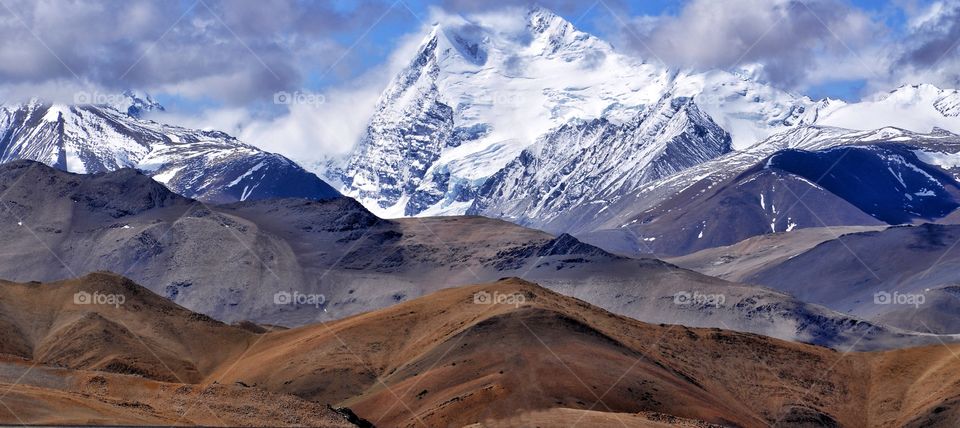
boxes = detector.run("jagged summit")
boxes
[332,6,823,218]
[115,90,165,118]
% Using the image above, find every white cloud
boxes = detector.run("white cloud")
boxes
[149,19,434,172]
[237,85,382,169]
[614,0,883,89]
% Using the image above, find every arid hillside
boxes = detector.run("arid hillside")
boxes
[1,273,960,427]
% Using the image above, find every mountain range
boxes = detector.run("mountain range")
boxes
[0,160,954,353]
[0,94,338,204]
[4,273,960,427]
[586,130,960,256]
[330,7,832,219]
[326,7,960,260]
[0,7,958,260]
[2,4,960,427]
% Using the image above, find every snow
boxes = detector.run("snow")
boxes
[228,162,266,187]
[151,166,185,185]
[0,97,325,204]
[338,7,832,217]
[419,199,475,217]
[438,140,525,181]
[786,219,797,232]
[334,7,960,223]
[818,85,960,134]
[42,104,67,122]
[366,195,411,219]
[63,145,87,174]
[914,149,960,169]
[413,12,672,182]
[888,167,907,188]
[240,183,260,201]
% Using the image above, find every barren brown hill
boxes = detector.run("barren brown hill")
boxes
[209,278,960,428]
[3,273,960,427]
[0,358,356,426]
[0,272,255,383]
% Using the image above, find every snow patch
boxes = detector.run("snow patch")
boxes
[914,149,960,169]
[151,166,186,185]
[228,162,267,187]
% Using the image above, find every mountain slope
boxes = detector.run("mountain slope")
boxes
[468,94,732,228]
[0,160,933,351]
[0,272,253,383]
[0,361,358,427]
[743,224,960,325]
[0,96,338,203]
[665,225,889,281]
[578,127,960,256]
[670,223,960,334]
[332,6,826,218]
[5,276,960,427]
[0,272,362,427]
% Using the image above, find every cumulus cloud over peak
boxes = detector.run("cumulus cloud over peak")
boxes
[616,0,881,87]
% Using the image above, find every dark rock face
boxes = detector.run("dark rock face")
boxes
[589,142,960,257]
[766,145,960,224]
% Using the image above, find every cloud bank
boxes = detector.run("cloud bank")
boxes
[617,0,880,87]
[0,0,406,104]
[0,0,958,170]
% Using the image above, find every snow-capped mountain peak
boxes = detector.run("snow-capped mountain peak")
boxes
[114,90,166,118]
[0,100,338,203]
[70,89,166,118]
[332,6,824,218]
[525,6,608,57]
[331,6,960,230]
[818,84,960,132]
